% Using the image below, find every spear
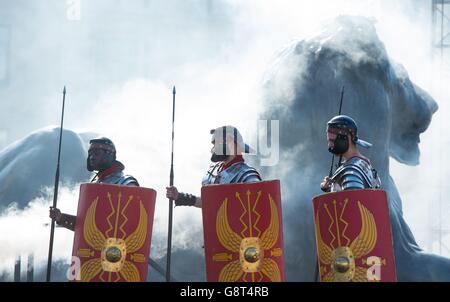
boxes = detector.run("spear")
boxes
[166,86,176,282]
[46,86,66,282]
[328,86,345,178]
[316,85,345,282]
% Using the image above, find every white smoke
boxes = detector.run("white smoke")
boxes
[0,186,78,281]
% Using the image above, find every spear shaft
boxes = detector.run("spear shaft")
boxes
[328,86,345,177]
[166,86,176,282]
[46,86,66,282]
[316,85,345,282]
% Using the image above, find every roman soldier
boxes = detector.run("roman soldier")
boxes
[166,125,261,207]
[49,137,139,231]
[314,116,397,282]
[320,115,381,192]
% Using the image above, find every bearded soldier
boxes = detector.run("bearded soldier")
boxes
[320,115,380,192]
[166,125,262,207]
[48,137,139,231]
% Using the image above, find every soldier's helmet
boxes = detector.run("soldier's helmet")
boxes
[89,137,116,155]
[327,115,372,148]
[210,126,254,154]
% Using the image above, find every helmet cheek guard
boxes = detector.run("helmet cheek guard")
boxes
[100,152,115,170]
[328,133,349,155]
[87,155,93,172]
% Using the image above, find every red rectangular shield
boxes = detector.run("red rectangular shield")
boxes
[201,180,285,282]
[71,183,156,282]
[313,189,396,282]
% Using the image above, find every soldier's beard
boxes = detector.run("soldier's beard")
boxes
[328,134,349,155]
[87,155,114,172]
[211,153,230,162]
[97,160,113,172]
[211,143,232,162]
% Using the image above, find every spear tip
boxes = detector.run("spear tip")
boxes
[63,86,66,94]
[172,86,176,94]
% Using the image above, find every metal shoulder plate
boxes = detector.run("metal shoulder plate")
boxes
[118,175,140,186]
[332,157,379,189]
[218,162,262,184]
[202,163,222,185]
[97,171,139,186]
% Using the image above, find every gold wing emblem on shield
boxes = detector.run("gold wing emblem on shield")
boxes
[80,258,103,282]
[125,201,148,253]
[84,197,106,251]
[216,192,282,282]
[260,195,279,250]
[261,258,281,282]
[120,260,141,282]
[79,194,149,282]
[315,212,334,266]
[349,202,377,258]
[217,198,242,253]
[79,199,105,281]
[353,267,369,282]
[316,200,377,282]
[218,259,244,282]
